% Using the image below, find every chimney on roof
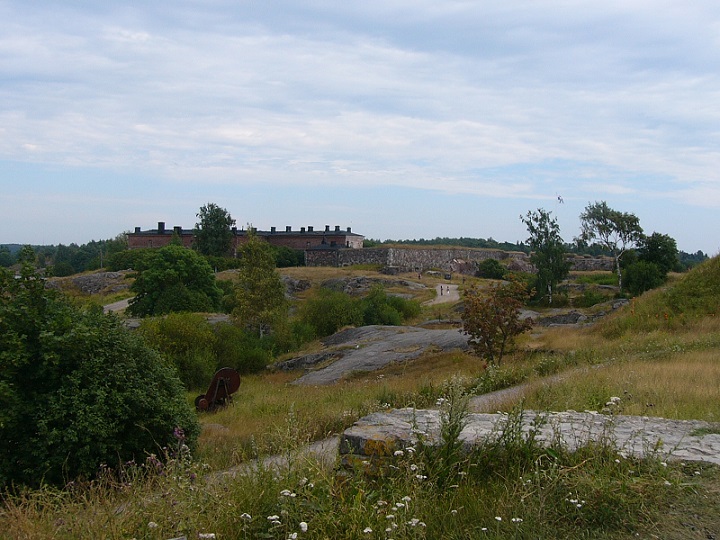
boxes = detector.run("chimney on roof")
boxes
[286,226,291,232]
[271,226,276,233]
[232,226,237,233]
[347,227,352,233]
[174,226,182,235]
[158,222,165,233]
[335,225,340,232]
[325,225,330,232]
[134,227,141,234]
[308,226,313,232]
[301,227,305,232]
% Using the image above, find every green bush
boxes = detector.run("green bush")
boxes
[360,286,410,326]
[0,267,199,489]
[213,322,272,374]
[138,313,218,389]
[129,245,222,316]
[51,261,76,277]
[573,288,610,308]
[624,261,665,296]
[298,288,364,337]
[106,248,154,271]
[477,258,507,279]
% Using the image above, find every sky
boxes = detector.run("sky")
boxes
[1,1,719,254]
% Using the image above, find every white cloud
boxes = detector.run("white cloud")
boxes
[1,1,719,249]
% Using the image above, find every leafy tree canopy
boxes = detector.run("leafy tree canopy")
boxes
[128,244,222,316]
[0,264,198,488]
[578,201,643,290]
[462,279,533,366]
[521,208,570,305]
[638,232,680,275]
[233,231,287,337]
[193,202,236,257]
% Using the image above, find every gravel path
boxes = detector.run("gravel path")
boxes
[103,297,131,313]
[423,283,460,305]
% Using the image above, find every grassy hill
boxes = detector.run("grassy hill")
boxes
[2,258,720,538]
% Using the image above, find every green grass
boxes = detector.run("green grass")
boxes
[570,271,618,286]
[3,257,720,538]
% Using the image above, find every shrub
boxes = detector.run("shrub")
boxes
[360,286,412,326]
[106,248,154,271]
[573,289,610,308]
[51,261,75,277]
[129,245,222,316]
[624,261,665,296]
[213,322,272,374]
[0,266,199,489]
[298,288,363,337]
[138,313,218,389]
[462,280,534,365]
[476,258,506,279]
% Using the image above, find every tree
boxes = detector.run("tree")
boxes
[623,260,665,296]
[520,208,570,304]
[476,258,506,280]
[128,244,222,316]
[193,202,236,257]
[578,201,643,291]
[0,263,199,488]
[461,280,533,366]
[0,246,13,267]
[233,230,287,337]
[638,232,679,275]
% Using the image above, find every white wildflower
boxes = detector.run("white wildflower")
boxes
[299,521,308,532]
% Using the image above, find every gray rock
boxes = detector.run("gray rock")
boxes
[341,408,720,466]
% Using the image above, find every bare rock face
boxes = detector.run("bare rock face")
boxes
[282,276,312,297]
[278,325,469,385]
[47,271,131,295]
[341,408,720,466]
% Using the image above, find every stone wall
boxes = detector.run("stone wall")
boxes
[306,247,614,274]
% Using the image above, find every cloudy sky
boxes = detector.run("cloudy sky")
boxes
[1,1,719,254]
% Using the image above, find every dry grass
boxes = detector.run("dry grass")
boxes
[490,349,720,422]
[196,350,480,470]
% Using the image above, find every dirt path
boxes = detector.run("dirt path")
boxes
[424,283,460,305]
[103,297,131,313]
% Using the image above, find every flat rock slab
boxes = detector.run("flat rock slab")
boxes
[341,408,720,466]
[291,326,469,385]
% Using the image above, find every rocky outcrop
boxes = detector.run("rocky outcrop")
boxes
[278,325,469,385]
[47,271,131,295]
[340,408,720,466]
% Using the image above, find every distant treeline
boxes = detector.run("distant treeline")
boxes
[0,234,708,275]
[0,236,304,276]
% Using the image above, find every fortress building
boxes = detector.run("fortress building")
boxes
[127,222,364,255]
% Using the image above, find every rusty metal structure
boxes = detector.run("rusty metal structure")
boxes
[195,367,241,412]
